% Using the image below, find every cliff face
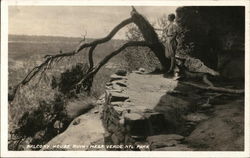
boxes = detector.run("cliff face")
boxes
[176,6,245,80]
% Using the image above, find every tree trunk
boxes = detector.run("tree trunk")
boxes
[130,7,170,70]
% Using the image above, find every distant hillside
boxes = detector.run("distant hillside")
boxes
[9,34,126,44]
[9,34,84,43]
[8,34,127,62]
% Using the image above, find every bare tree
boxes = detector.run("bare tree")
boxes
[9,7,243,102]
[9,7,171,101]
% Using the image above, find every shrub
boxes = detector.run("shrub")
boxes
[51,63,90,98]
[9,41,119,150]
[12,94,71,150]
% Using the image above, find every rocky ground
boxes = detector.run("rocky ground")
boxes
[42,97,106,151]
[44,70,244,151]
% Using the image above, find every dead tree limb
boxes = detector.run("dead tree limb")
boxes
[26,18,133,84]
[180,81,244,94]
[88,45,97,71]
[9,18,133,101]
[75,18,133,53]
[75,41,151,88]
[9,8,169,101]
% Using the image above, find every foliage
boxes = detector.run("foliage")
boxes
[9,41,119,150]
[10,94,71,150]
[125,24,144,41]
[123,14,193,72]
[123,23,162,72]
[51,63,90,98]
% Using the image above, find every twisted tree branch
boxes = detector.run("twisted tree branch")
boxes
[75,41,151,88]
[9,8,170,101]
[9,18,133,101]
[88,45,97,71]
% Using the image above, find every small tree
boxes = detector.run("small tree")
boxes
[51,63,90,98]
[11,94,70,150]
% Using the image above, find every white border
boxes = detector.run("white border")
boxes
[1,0,250,157]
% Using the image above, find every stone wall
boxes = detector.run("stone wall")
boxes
[101,70,193,151]
[102,72,148,150]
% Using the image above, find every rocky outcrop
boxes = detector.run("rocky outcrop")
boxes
[176,6,244,80]
[186,99,244,151]
[41,96,106,151]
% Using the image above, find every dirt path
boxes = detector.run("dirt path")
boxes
[126,73,178,111]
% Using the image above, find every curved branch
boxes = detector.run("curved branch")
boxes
[10,8,168,101]
[75,41,151,87]
[88,45,97,71]
[9,18,134,101]
[75,18,133,53]
[21,17,133,86]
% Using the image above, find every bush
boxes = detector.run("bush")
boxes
[51,63,90,98]
[12,94,71,150]
[9,40,122,150]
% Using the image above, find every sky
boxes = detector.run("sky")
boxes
[9,6,178,39]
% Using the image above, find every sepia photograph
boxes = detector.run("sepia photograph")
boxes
[1,0,250,157]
